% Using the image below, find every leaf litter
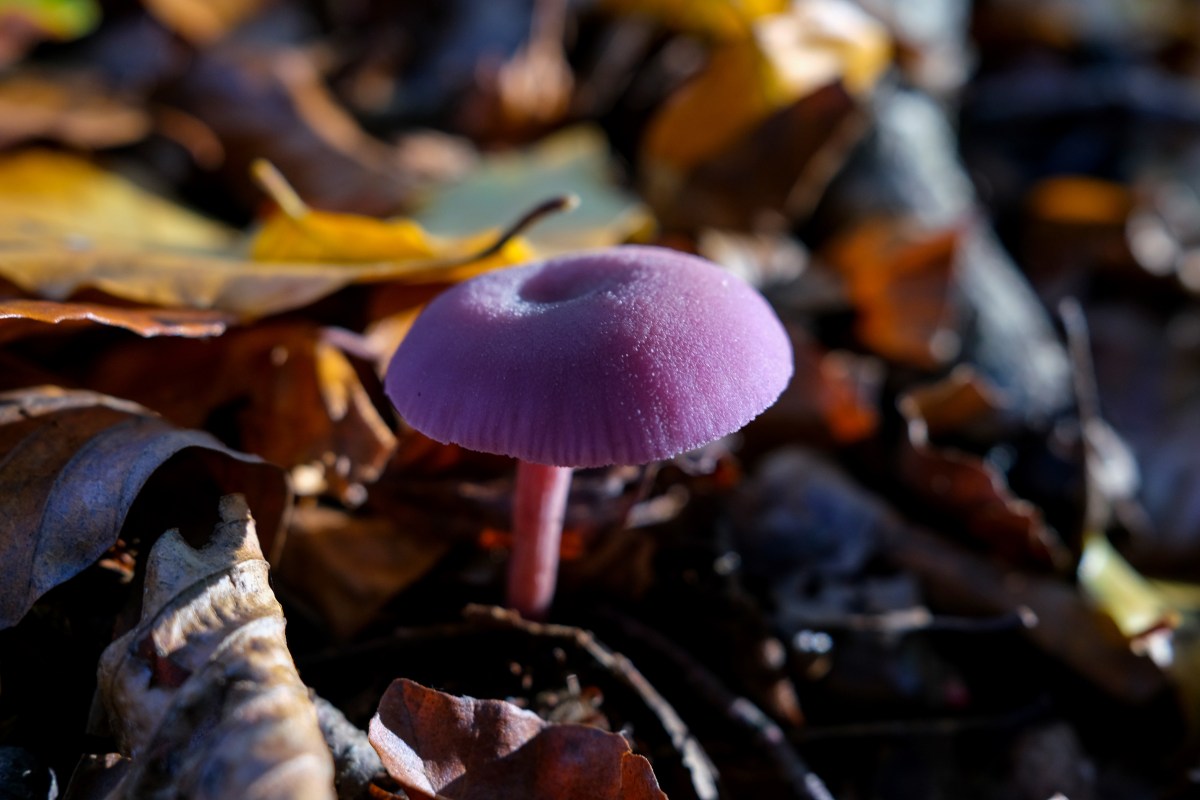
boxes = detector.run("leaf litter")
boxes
[5,0,1200,798]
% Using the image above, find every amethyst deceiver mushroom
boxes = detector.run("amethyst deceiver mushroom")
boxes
[384,245,793,619]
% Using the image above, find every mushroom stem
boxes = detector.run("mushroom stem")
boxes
[508,461,573,619]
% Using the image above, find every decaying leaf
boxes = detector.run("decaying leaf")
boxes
[601,0,786,39]
[275,504,451,639]
[97,494,334,799]
[753,326,881,445]
[166,43,410,218]
[0,386,288,630]
[643,0,890,176]
[0,70,151,151]
[640,0,888,229]
[143,0,272,44]
[822,216,962,369]
[82,322,395,503]
[368,678,667,800]
[413,126,652,255]
[897,369,1070,569]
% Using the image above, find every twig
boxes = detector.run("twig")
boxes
[592,606,836,800]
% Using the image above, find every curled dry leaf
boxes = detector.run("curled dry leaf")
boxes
[369,678,667,800]
[0,298,231,343]
[97,495,334,799]
[897,368,1071,569]
[641,0,888,228]
[821,216,962,369]
[0,387,288,630]
[166,43,410,217]
[0,70,151,151]
[600,0,786,39]
[83,322,395,503]
[143,0,273,44]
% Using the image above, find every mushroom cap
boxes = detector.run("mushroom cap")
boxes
[384,245,793,468]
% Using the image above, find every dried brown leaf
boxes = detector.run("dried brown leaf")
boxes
[276,504,451,639]
[97,495,334,799]
[897,369,1070,569]
[143,0,272,44]
[0,70,150,151]
[822,217,962,368]
[0,298,231,343]
[82,323,395,503]
[0,387,289,630]
[368,679,667,800]
[167,45,410,217]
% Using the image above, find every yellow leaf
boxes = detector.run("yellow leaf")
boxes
[1026,176,1134,226]
[643,0,890,174]
[0,150,554,318]
[1,0,100,43]
[601,0,786,39]
[252,211,438,263]
[0,148,236,249]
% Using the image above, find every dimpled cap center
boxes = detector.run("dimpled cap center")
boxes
[385,245,794,468]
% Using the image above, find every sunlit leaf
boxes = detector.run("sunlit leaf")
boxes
[142,0,269,44]
[0,150,550,318]
[413,126,653,255]
[0,298,231,342]
[97,495,334,798]
[601,0,786,39]
[642,0,890,176]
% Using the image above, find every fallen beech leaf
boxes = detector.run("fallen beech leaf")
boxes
[601,0,785,38]
[97,495,335,799]
[143,0,271,44]
[822,216,962,368]
[897,369,1070,569]
[753,326,881,445]
[413,127,652,255]
[0,148,235,250]
[0,70,151,150]
[368,679,667,800]
[167,44,410,217]
[0,386,289,630]
[0,150,557,318]
[649,82,863,230]
[642,0,889,177]
[0,298,231,343]
[83,322,395,503]
[248,161,536,284]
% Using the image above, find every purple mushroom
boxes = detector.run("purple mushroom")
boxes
[384,245,793,619]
